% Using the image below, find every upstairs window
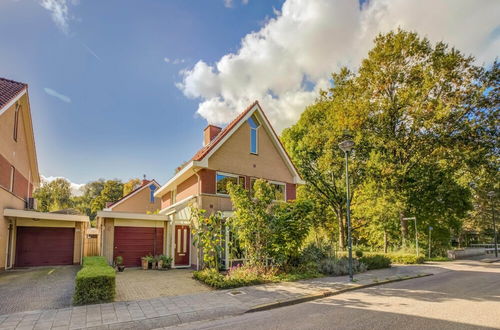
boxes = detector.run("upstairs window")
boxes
[250,178,286,201]
[13,105,19,142]
[216,172,244,195]
[248,114,260,154]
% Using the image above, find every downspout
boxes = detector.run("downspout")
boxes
[194,169,201,270]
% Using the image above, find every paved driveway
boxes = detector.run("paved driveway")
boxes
[115,268,212,301]
[0,266,78,315]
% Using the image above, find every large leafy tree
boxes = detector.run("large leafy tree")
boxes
[283,29,496,250]
[34,178,72,212]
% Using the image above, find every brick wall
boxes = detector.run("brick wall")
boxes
[0,153,10,190]
[286,183,296,201]
[0,152,30,201]
[13,169,28,200]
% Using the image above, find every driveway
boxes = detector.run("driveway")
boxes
[115,268,212,301]
[0,266,79,315]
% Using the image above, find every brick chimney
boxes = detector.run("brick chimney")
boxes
[204,125,222,146]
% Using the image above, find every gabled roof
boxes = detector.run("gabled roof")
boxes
[0,77,40,185]
[0,78,27,111]
[155,101,304,198]
[105,179,160,210]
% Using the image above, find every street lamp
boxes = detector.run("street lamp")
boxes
[487,191,497,258]
[339,139,355,282]
[402,217,418,256]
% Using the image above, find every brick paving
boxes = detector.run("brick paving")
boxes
[0,265,439,330]
[115,269,212,302]
[0,266,78,314]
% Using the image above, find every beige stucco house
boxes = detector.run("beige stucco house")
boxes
[154,101,304,269]
[0,77,89,269]
[96,179,169,267]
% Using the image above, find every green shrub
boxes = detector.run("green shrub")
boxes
[355,250,364,258]
[359,255,391,270]
[385,253,425,264]
[300,243,329,264]
[318,257,367,276]
[73,256,115,305]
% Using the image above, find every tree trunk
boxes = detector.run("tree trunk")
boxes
[338,210,346,249]
[384,229,388,253]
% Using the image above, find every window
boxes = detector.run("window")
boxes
[13,105,19,142]
[250,178,286,201]
[248,114,260,154]
[270,182,286,201]
[9,166,15,192]
[216,172,244,195]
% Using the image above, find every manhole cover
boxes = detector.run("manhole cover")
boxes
[227,290,246,296]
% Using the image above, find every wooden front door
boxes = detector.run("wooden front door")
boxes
[15,227,74,267]
[174,225,190,266]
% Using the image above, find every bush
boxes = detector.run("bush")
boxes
[318,257,367,276]
[355,250,364,258]
[300,243,329,264]
[385,253,425,264]
[359,255,391,270]
[73,256,115,305]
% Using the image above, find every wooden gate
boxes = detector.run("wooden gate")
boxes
[84,235,99,257]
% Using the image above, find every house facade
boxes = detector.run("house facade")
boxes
[154,101,304,268]
[0,78,89,269]
[96,179,169,267]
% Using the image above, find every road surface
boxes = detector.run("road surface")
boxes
[171,260,500,330]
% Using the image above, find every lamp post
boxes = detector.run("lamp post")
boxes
[402,217,418,256]
[339,139,355,282]
[428,226,433,259]
[487,191,497,258]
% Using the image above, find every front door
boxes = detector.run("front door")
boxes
[174,225,190,266]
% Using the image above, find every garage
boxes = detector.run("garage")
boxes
[3,209,90,268]
[114,226,164,267]
[15,227,75,267]
[96,211,169,267]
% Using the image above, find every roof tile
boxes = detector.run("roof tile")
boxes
[0,77,27,109]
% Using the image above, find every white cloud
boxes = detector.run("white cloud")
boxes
[39,0,70,34]
[44,88,71,103]
[41,175,84,197]
[242,0,249,5]
[164,57,186,65]
[224,0,233,8]
[178,0,500,132]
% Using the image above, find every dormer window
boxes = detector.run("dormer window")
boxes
[248,114,260,154]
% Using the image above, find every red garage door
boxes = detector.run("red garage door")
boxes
[15,227,74,267]
[114,226,164,267]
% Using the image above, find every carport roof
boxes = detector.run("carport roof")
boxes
[3,209,90,222]
[96,211,169,221]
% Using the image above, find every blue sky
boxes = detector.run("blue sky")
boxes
[0,0,284,187]
[1,0,498,191]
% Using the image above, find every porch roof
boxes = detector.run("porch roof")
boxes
[96,211,169,221]
[4,209,89,222]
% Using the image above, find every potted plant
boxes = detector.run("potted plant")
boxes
[141,255,151,270]
[158,255,172,270]
[156,255,163,269]
[114,256,125,272]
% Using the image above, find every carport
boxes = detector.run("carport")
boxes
[3,209,89,268]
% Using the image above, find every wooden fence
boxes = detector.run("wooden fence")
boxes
[83,235,100,257]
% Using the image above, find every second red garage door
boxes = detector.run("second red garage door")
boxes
[113,226,164,267]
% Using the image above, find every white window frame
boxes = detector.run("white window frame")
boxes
[248,115,260,155]
[268,180,287,201]
[215,172,242,196]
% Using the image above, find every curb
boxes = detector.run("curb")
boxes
[246,273,433,313]
[480,258,500,263]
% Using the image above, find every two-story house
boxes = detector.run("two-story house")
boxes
[154,101,304,268]
[1,78,89,269]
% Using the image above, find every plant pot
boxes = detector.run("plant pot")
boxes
[117,265,125,272]
[157,260,163,270]
[141,259,148,270]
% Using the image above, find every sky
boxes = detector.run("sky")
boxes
[0,0,499,194]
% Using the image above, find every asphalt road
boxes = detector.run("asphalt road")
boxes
[172,260,500,330]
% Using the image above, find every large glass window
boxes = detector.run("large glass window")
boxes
[248,114,260,154]
[270,182,286,201]
[216,173,240,195]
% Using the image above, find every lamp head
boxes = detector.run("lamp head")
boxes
[487,191,496,198]
[339,139,355,152]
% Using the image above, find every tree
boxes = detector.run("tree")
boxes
[90,180,124,216]
[283,29,495,250]
[123,178,141,196]
[190,208,224,269]
[34,178,73,212]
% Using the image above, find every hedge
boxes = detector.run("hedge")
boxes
[362,252,425,265]
[358,254,391,269]
[73,256,116,305]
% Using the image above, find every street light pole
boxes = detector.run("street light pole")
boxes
[403,217,418,256]
[339,139,355,282]
[487,191,497,258]
[428,226,433,259]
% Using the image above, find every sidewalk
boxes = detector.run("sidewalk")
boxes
[0,265,437,330]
